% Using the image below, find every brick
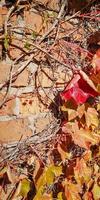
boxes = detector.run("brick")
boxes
[20,94,48,116]
[0,7,8,27]
[0,61,10,84]
[35,115,52,132]
[37,68,53,88]
[0,43,2,59]
[24,10,43,34]
[33,0,59,11]
[0,97,20,116]
[9,39,24,60]
[12,69,29,87]
[0,118,32,143]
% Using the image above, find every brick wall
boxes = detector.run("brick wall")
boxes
[0,0,72,144]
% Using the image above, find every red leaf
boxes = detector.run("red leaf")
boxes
[60,74,98,105]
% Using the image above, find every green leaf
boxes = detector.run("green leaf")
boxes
[32,31,37,40]
[20,178,30,197]
[24,41,31,50]
[4,34,9,50]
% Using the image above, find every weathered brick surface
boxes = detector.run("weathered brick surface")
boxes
[0,61,11,84]
[0,118,32,143]
[24,10,43,34]
[20,94,48,116]
[0,7,7,27]
[0,0,70,144]
[9,39,24,60]
[12,69,29,87]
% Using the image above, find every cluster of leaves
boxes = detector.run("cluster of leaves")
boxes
[0,50,100,199]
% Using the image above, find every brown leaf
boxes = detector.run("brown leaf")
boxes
[57,143,72,161]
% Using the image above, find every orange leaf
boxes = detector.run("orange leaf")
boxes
[74,158,92,185]
[63,180,81,200]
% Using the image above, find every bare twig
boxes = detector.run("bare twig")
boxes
[0,64,14,108]
[39,0,67,43]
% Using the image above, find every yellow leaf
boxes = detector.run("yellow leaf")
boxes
[34,165,62,200]
[67,108,78,121]
[13,178,30,198]
[85,107,99,128]
[92,183,100,200]
[77,104,85,118]
[20,178,30,198]
[57,192,63,200]
[97,103,100,111]
[71,122,98,149]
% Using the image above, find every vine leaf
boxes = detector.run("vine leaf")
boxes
[60,73,98,105]
[85,107,99,128]
[57,143,72,161]
[57,192,63,200]
[63,180,81,200]
[91,48,100,73]
[92,183,100,200]
[13,178,31,198]
[62,121,99,149]
[0,166,15,184]
[34,165,62,200]
[74,158,92,186]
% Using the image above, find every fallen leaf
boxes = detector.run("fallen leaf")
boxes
[77,104,85,118]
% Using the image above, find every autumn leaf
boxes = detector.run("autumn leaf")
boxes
[85,107,99,128]
[13,178,31,198]
[62,121,99,149]
[60,73,98,105]
[77,104,85,118]
[57,143,72,161]
[91,48,100,73]
[34,165,62,200]
[0,166,15,184]
[74,158,92,185]
[4,34,9,50]
[92,183,100,200]
[57,192,63,200]
[83,192,93,200]
[63,180,81,200]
